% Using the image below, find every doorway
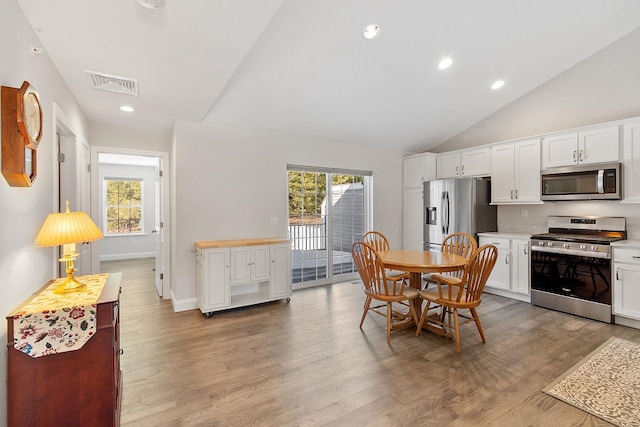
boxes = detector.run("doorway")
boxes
[54,104,92,277]
[287,165,372,289]
[91,147,170,298]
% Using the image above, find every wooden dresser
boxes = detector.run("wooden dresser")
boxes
[6,273,122,426]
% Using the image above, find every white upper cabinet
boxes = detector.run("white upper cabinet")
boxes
[403,153,436,188]
[436,152,462,178]
[623,122,640,203]
[436,147,491,179]
[461,147,491,177]
[491,139,541,204]
[542,126,619,168]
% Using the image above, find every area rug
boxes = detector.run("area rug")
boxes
[543,337,640,427]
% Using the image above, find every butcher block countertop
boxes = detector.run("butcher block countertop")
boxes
[195,237,290,249]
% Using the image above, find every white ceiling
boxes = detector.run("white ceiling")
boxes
[17,0,640,153]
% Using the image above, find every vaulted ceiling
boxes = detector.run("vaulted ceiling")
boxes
[17,0,640,152]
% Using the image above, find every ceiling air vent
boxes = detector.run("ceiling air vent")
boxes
[86,71,139,96]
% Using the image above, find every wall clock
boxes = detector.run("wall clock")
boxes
[1,81,42,187]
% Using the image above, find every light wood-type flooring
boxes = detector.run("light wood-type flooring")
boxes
[101,258,640,427]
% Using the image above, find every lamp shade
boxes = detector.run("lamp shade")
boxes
[35,203,103,247]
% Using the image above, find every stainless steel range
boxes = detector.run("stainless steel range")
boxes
[530,216,626,323]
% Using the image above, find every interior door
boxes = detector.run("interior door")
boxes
[154,158,164,297]
[77,140,92,276]
[58,134,75,276]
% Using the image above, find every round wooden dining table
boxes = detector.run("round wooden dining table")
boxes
[379,250,468,290]
[378,250,468,335]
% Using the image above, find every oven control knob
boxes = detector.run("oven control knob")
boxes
[547,242,553,247]
[563,243,570,248]
[538,241,544,246]
[591,245,598,251]
[580,244,587,250]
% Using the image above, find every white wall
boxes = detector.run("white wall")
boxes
[432,28,640,152]
[498,203,640,240]
[170,121,405,309]
[0,2,90,425]
[427,27,640,238]
[98,163,157,261]
[90,120,171,152]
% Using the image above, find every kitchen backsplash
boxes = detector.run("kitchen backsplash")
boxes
[497,202,640,239]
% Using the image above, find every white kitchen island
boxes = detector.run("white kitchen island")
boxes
[195,238,292,317]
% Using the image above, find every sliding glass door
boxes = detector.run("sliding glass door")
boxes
[287,166,371,287]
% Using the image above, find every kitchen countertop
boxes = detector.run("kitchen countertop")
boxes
[478,232,532,239]
[195,237,290,249]
[611,240,640,249]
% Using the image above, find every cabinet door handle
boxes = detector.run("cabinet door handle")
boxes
[573,150,577,162]
[455,166,459,175]
[505,254,509,264]
[461,165,465,175]
[579,150,584,162]
[119,349,124,355]
[632,256,640,259]
[515,189,518,199]
[524,246,528,255]
[510,190,514,200]
[616,269,620,281]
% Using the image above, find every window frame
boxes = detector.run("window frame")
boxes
[287,165,373,288]
[103,177,145,236]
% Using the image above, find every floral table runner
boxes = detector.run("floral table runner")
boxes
[11,273,110,358]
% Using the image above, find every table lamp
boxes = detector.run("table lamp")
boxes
[35,201,104,294]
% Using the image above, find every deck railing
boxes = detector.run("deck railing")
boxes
[288,223,326,250]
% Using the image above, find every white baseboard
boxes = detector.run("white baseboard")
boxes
[614,315,640,330]
[100,252,156,261]
[171,290,198,312]
[483,287,531,303]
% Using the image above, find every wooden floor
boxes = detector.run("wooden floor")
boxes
[102,258,640,427]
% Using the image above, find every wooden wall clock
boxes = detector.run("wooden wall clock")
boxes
[2,81,43,187]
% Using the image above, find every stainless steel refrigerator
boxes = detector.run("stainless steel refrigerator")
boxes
[423,177,497,251]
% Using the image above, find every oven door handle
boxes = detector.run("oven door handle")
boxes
[530,247,611,259]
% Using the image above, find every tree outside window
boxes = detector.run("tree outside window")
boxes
[105,179,143,234]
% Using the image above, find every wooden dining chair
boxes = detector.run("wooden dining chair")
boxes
[416,244,498,354]
[351,241,419,345]
[424,232,477,288]
[362,231,410,287]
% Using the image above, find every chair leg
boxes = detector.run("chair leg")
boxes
[408,298,419,326]
[453,308,462,355]
[386,302,392,345]
[415,301,431,336]
[470,307,486,343]
[359,296,371,328]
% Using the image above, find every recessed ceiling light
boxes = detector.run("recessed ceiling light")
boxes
[363,24,379,40]
[136,0,166,9]
[120,106,135,112]
[491,80,505,90]
[438,58,453,70]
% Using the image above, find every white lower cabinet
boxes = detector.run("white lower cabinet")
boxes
[196,239,292,316]
[479,234,530,302]
[270,243,292,298]
[613,246,640,323]
[403,187,425,250]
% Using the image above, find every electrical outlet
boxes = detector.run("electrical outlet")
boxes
[270,217,278,225]
[521,209,528,218]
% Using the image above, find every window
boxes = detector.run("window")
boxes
[287,165,372,287]
[104,178,143,234]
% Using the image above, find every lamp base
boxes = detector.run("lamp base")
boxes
[53,275,87,294]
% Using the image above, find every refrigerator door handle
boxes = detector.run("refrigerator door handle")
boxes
[442,191,450,235]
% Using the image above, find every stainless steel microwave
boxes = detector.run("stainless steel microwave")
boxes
[541,163,621,201]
